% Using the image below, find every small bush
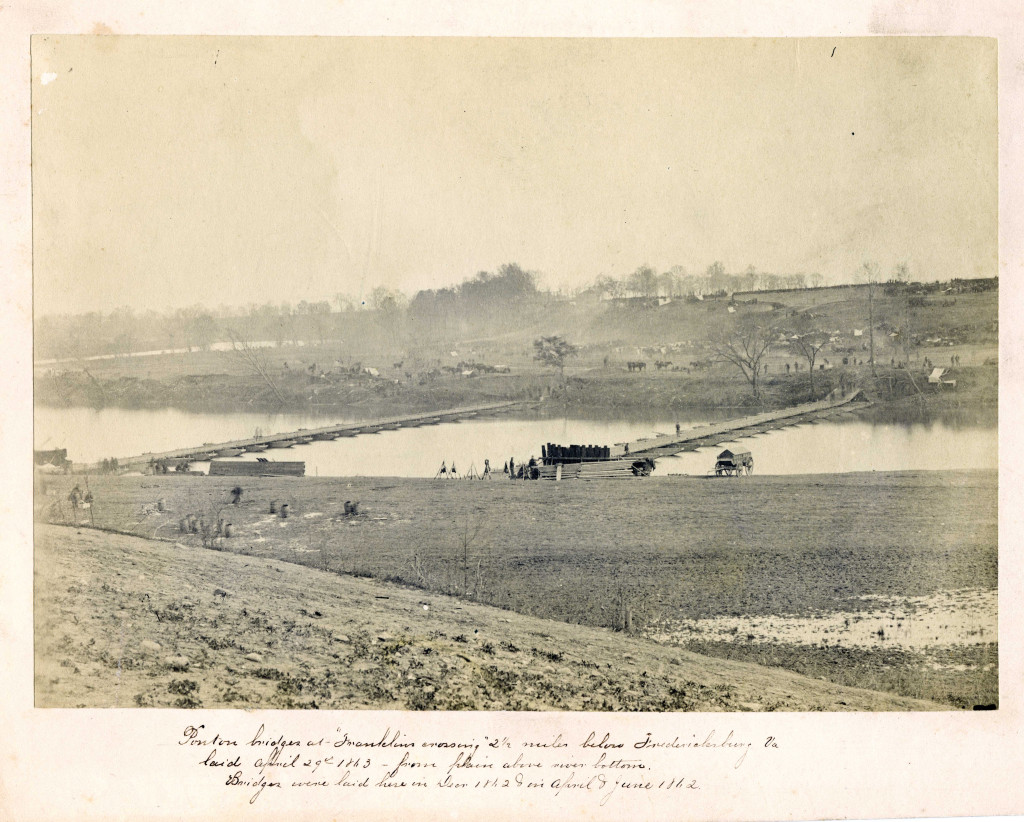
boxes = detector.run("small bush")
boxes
[168,679,202,708]
[168,679,199,696]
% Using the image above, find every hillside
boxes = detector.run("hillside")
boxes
[35,524,942,711]
[34,284,997,415]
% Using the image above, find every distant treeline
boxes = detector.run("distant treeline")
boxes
[578,263,823,301]
[34,263,997,361]
[407,263,542,337]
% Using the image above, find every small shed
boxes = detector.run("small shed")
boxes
[34,449,70,472]
[928,367,957,388]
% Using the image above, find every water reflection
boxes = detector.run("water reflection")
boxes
[659,419,996,476]
[35,405,996,477]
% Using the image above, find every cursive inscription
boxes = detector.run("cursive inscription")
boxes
[180,724,776,805]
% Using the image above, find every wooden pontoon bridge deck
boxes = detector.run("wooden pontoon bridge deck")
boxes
[112,400,527,470]
[618,389,869,459]
[531,390,870,480]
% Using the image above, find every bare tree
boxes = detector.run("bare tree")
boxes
[862,261,879,377]
[708,316,778,399]
[369,286,407,349]
[333,292,355,313]
[741,264,758,292]
[627,265,659,298]
[438,511,491,599]
[787,315,831,399]
[705,260,728,293]
[227,330,287,405]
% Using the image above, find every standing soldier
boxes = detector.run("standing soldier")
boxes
[68,484,82,524]
[83,489,94,524]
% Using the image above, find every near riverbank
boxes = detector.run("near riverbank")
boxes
[36,469,997,708]
[35,524,943,711]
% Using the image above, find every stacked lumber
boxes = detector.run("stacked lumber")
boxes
[535,459,651,480]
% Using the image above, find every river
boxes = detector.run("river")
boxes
[35,339,290,367]
[34,405,997,478]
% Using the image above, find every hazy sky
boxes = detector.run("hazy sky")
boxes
[31,36,996,315]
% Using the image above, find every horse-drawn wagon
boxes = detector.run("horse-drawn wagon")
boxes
[713,449,753,476]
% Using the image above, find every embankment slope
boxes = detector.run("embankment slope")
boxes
[35,525,941,711]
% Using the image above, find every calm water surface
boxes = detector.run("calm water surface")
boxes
[34,406,996,477]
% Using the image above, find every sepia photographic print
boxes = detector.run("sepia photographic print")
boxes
[7,13,1023,819]
[29,36,999,714]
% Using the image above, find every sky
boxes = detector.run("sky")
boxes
[31,36,997,316]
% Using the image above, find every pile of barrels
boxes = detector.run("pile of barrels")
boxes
[541,443,611,464]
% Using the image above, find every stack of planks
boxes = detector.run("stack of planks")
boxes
[535,459,651,480]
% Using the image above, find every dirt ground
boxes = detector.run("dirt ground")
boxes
[34,524,942,711]
[36,469,997,708]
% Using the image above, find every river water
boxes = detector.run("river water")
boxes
[34,405,997,477]
[35,339,288,367]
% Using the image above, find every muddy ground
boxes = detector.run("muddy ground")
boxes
[37,470,997,708]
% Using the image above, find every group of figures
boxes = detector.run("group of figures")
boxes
[149,457,192,474]
[64,484,95,524]
[435,457,541,480]
[505,456,541,480]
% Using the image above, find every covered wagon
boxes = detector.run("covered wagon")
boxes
[714,449,753,476]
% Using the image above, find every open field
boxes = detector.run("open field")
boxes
[34,524,944,711]
[37,469,997,707]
